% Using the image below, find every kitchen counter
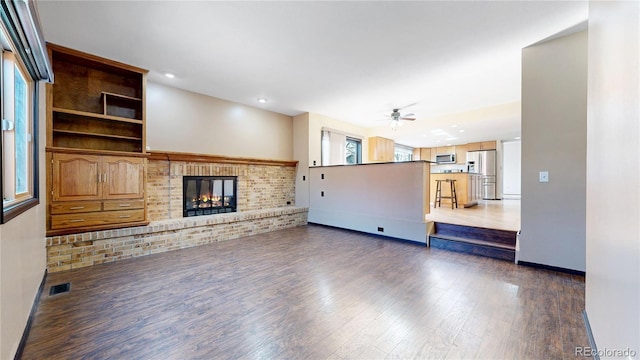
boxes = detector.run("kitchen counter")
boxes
[430,173,482,208]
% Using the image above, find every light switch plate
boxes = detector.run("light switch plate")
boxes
[539,171,549,183]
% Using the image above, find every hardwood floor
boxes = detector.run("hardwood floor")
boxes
[22,224,587,359]
[426,199,521,231]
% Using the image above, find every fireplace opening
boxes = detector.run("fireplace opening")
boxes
[183,176,237,217]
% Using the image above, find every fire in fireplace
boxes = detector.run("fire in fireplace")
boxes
[183,176,237,217]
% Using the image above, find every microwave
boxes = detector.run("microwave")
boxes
[435,153,456,164]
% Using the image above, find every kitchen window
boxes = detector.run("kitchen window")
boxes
[0,1,52,222]
[345,137,362,164]
[321,129,362,166]
[394,144,413,162]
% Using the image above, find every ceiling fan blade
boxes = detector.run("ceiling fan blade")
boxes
[400,117,416,121]
[398,102,417,110]
[403,113,415,117]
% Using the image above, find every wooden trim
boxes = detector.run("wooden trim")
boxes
[46,220,150,237]
[52,107,144,124]
[46,83,52,147]
[46,42,148,74]
[13,270,47,360]
[46,147,150,158]
[147,151,298,167]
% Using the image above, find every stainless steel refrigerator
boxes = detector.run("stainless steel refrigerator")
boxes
[466,150,497,200]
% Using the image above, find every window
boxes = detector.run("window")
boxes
[345,137,362,164]
[2,50,34,207]
[394,144,414,162]
[0,0,52,222]
[321,129,362,166]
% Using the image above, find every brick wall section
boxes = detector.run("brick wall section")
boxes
[46,207,308,272]
[146,160,296,221]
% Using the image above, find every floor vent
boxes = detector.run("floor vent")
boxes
[49,283,71,296]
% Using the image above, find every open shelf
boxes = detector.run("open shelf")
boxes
[52,107,142,124]
[101,92,143,119]
[101,91,142,102]
[52,134,143,153]
[52,129,142,141]
[46,43,148,235]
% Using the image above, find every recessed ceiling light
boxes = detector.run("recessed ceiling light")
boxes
[447,143,452,146]
[451,124,458,128]
[459,129,465,133]
[515,136,521,140]
[257,98,267,104]
[164,73,175,79]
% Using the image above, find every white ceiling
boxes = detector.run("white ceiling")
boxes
[36,1,588,148]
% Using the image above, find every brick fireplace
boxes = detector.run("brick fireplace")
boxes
[183,176,237,217]
[45,152,308,273]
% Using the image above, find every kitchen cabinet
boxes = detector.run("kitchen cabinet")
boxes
[435,146,456,155]
[368,136,395,162]
[430,173,468,207]
[467,141,497,151]
[430,172,485,208]
[466,174,482,207]
[49,153,146,233]
[455,144,467,164]
[412,147,432,161]
[421,148,432,162]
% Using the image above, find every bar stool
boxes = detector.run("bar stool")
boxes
[434,179,458,209]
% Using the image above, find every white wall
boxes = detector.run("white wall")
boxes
[586,1,639,355]
[293,112,370,208]
[293,113,310,207]
[308,162,429,243]
[520,30,587,271]
[0,82,47,359]
[502,140,521,197]
[146,81,293,160]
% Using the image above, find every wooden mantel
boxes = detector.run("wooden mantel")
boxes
[147,150,298,167]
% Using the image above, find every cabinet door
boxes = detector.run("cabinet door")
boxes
[102,156,145,200]
[52,153,102,201]
[412,148,421,160]
[420,148,431,162]
[368,136,395,162]
[467,142,481,151]
[455,145,467,164]
[481,141,497,150]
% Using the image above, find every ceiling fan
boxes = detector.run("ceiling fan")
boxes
[385,108,416,130]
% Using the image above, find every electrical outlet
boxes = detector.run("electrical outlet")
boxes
[377,227,384,232]
[539,171,549,183]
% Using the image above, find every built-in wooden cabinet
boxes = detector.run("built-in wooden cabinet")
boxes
[49,152,146,233]
[430,173,468,207]
[368,136,395,162]
[435,146,456,155]
[467,141,496,151]
[46,43,149,235]
[412,147,432,161]
[455,144,468,164]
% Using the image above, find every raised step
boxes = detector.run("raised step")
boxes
[429,222,517,262]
